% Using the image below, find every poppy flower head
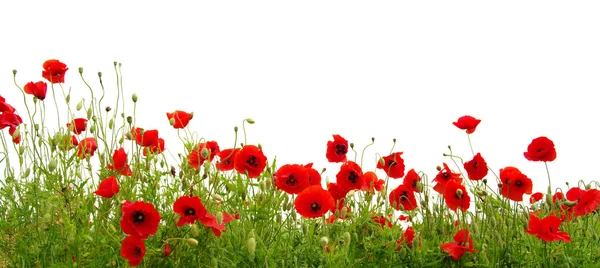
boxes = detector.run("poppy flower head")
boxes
[274,164,311,194]
[335,161,364,192]
[524,213,570,242]
[371,215,393,229]
[0,111,23,130]
[443,180,470,212]
[107,148,133,176]
[396,226,416,249]
[0,95,16,114]
[432,163,463,195]
[403,169,421,192]
[304,163,322,186]
[529,192,544,204]
[499,166,533,202]
[76,137,98,159]
[42,59,68,83]
[67,118,88,134]
[452,115,481,134]
[216,148,240,171]
[143,138,165,156]
[524,136,557,162]
[327,182,349,203]
[188,141,220,169]
[573,189,600,217]
[173,195,208,226]
[376,152,405,179]
[166,110,192,129]
[294,185,335,219]
[120,235,146,266]
[94,176,119,198]
[234,145,267,178]
[326,134,348,163]
[441,229,478,260]
[360,171,385,193]
[463,153,488,181]
[120,201,161,239]
[24,81,47,100]
[389,184,418,211]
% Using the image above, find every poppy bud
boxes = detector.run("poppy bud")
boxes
[247,237,256,257]
[49,157,58,172]
[65,94,70,103]
[109,224,117,233]
[13,69,16,75]
[86,107,92,119]
[21,168,30,178]
[347,190,355,198]
[78,67,84,74]
[89,124,96,134]
[259,180,266,191]
[201,147,210,159]
[436,165,442,171]
[126,116,133,125]
[416,181,424,193]
[19,145,25,155]
[343,232,351,246]
[341,208,348,218]
[34,124,40,131]
[350,143,354,149]
[246,118,255,124]
[482,178,487,184]
[108,119,114,129]
[169,118,175,126]
[234,126,238,132]
[191,224,199,236]
[563,200,577,207]
[132,93,138,103]
[265,178,272,189]
[186,238,199,246]
[211,257,218,268]
[213,193,223,202]
[75,100,83,111]
[216,211,223,225]
[105,106,111,112]
[586,184,592,190]
[378,158,385,166]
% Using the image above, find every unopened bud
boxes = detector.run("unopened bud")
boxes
[216,211,223,225]
[247,237,256,256]
[213,193,223,202]
[108,119,114,129]
[191,224,199,236]
[86,107,92,119]
[436,165,442,171]
[89,125,96,134]
[343,231,351,246]
[49,158,58,172]
[378,158,385,166]
[78,67,84,74]
[125,132,133,140]
[19,145,25,155]
[126,116,133,125]
[201,147,210,159]
[482,178,487,184]
[21,168,30,178]
[350,143,354,149]
[186,238,199,246]
[246,118,255,124]
[105,106,111,112]
[132,93,138,103]
[169,118,175,126]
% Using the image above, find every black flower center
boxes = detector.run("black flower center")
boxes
[132,211,145,224]
[135,246,142,256]
[515,180,522,187]
[311,202,321,212]
[246,156,259,168]
[348,172,359,184]
[286,174,298,186]
[388,160,397,167]
[335,144,347,155]
[400,191,408,201]
[185,208,196,216]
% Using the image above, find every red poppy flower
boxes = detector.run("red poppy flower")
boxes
[94,176,119,198]
[274,164,311,194]
[360,171,385,193]
[166,110,192,129]
[452,115,481,134]
[67,118,88,134]
[163,243,172,257]
[524,136,557,162]
[327,182,348,205]
[441,229,478,260]
[396,226,416,249]
[432,163,463,195]
[130,128,159,147]
[403,169,421,192]
[76,137,98,159]
[389,184,418,211]
[199,211,236,237]
[42,59,68,83]
[0,111,23,130]
[573,189,600,217]
[326,134,348,163]
[524,213,570,242]
[0,95,16,114]
[143,137,165,156]
[376,152,405,178]
[188,141,220,169]
[336,161,364,192]
[24,81,47,100]
[107,148,133,176]
[529,192,544,204]
[173,195,208,226]
[234,145,267,178]
[463,153,488,181]
[295,185,335,219]
[443,180,470,212]
[398,215,410,222]
[216,148,240,171]
[499,166,533,202]
[553,192,564,205]
[120,200,161,239]
[304,163,322,186]
[120,236,146,266]
[372,215,393,229]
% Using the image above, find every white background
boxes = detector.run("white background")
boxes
[1,1,599,197]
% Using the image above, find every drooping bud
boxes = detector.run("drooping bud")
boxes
[132,93,138,103]
[76,100,83,111]
[343,232,351,246]
[186,238,199,246]
[319,236,329,246]
[246,118,255,124]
